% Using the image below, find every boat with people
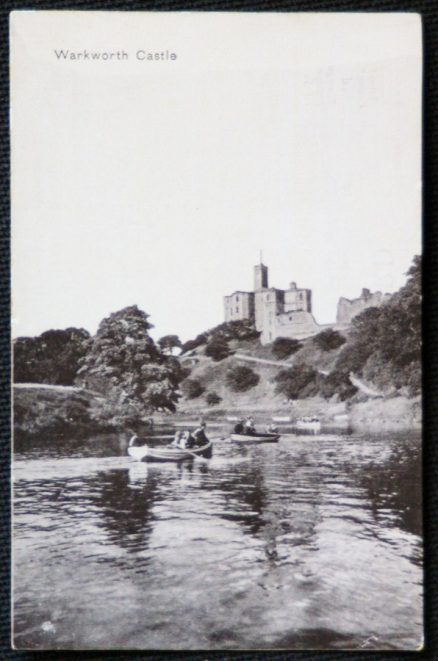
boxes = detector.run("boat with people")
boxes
[229,416,280,443]
[295,416,321,431]
[230,432,280,443]
[127,421,213,463]
[128,439,213,463]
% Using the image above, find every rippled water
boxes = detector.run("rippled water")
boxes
[13,428,422,650]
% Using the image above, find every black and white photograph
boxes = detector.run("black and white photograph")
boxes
[11,11,422,650]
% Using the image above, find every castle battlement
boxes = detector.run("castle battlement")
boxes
[224,263,388,345]
[224,263,317,344]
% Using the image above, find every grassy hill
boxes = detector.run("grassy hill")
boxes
[177,335,347,419]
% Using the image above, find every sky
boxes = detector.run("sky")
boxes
[11,12,422,342]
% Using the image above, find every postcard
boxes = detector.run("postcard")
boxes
[11,11,422,650]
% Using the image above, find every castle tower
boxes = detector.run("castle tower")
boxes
[254,263,268,291]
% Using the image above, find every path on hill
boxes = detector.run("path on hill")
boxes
[348,373,393,398]
[234,353,292,367]
[13,383,83,392]
[233,353,330,376]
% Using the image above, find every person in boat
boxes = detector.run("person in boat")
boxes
[171,430,185,448]
[234,419,245,434]
[266,423,278,434]
[192,421,209,447]
[244,416,256,435]
[181,430,196,449]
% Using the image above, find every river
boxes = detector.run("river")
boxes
[12,427,422,650]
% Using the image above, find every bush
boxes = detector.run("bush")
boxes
[181,320,260,354]
[313,329,346,351]
[206,391,222,406]
[226,366,260,392]
[274,364,319,400]
[205,338,231,361]
[319,368,358,401]
[272,337,302,359]
[209,320,260,342]
[181,333,208,354]
[181,378,205,399]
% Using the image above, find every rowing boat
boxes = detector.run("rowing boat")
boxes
[128,440,213,463]
[230,433,280,443]
[295,417,321,431]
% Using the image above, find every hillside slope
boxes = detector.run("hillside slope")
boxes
[177,336,346,417]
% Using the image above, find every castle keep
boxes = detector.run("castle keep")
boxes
[224,262,389,345]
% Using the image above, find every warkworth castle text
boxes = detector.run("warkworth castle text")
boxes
[224,263,390,345]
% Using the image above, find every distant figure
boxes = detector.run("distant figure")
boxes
[234,418,245,434]
[192,421,208,447]
[183,430,196,449]
[266,424,278,434]
[171,430,185,448]
[244,417,256,435]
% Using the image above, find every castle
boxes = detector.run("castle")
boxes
[224,262,390,345]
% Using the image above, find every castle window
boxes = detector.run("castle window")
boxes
[289,315,292,321]
[236,295,239,302]
[236,306,239,313]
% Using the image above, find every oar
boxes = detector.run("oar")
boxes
[180,440,215,462]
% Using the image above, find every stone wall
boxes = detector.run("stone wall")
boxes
[336,289,391,325]
[224,291,255,323]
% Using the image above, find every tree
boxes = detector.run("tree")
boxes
[181,319,260,354]
[362,256,421,395]
[226,366,260,392]
[274,364,319,400]
[77,306,184,414]
[313,329,346,351]
[181,378,205,399]
[205,338,231,361]
[181,333,208,354]
[14,328,91,385]
[329,256,422,397]
[319,369,358,401]
[206,391,222,406]
[158,334,182,355]
[272,337,302,359]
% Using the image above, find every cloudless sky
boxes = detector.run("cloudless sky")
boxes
[11,12,422,341]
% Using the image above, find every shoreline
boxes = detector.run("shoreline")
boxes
[13,384,422,439]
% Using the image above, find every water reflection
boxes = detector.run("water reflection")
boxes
[13,430,422,650]
[91,469,158,558]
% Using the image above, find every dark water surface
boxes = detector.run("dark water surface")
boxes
[13,429,422,650]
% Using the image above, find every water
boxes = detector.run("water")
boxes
[12,428,422,650]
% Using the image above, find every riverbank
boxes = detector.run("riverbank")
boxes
[13,384,115,440]
[173,394,422,431]
[13,384,421,441]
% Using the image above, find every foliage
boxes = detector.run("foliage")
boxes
[272,337,302,359]
[158,334,182,355]
[205,337,231,361]
[181,319,259,354]
[226,366,260,392]
[181,333,208,354]
[206,391,222,406]
[77,306,184,413]
[313,329,346,351]
[14,328,91,385]
[274,363,319,400]
[318,368,358,401]
[208,319,260,342]
[321,256,422,398]
[181,378,205,399]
